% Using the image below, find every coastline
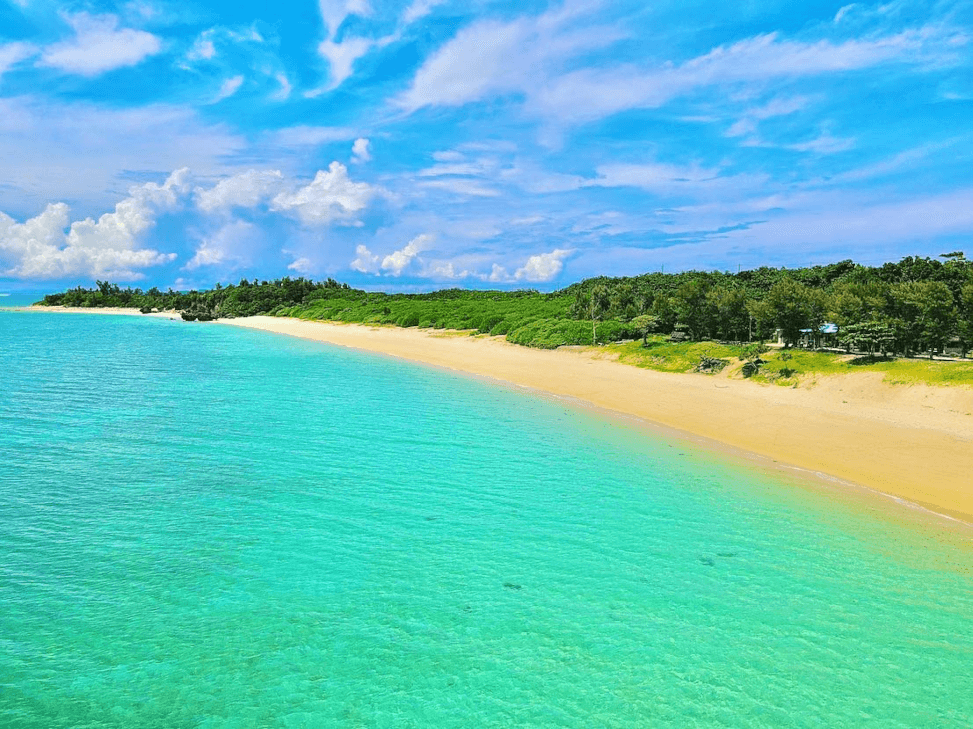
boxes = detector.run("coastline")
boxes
[14,306,973,526]
[220,316,973,527]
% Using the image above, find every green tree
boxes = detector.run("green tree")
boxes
[840,321,896,357]
[763,279,824,348]
[959,282,973,355]
[630,314,659,346]
[888,281,956,357]
[673,279,713,340]
[706,285,749,341]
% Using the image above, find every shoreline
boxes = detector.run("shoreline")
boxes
[222,316,973,528]
[13,306,973,528]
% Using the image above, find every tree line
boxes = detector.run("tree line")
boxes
[40,253,973,354]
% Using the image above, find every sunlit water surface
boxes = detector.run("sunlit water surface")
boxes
[1,311,970,728]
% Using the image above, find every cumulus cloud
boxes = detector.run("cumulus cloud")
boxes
[288,257,314,274]
[352,137,371,163]
[422,261,470,280]
[381,234,432,275]
[195,169,283,212]
[271,162,376,225]
[514,248,573,282]
[350,243,379,272]
[0,170,187,279]
[486,263,510,283]
[39,12,161,76]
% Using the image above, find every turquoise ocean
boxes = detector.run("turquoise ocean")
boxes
[1,308,971,728]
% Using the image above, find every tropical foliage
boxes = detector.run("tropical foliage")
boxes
[40,253,973,355]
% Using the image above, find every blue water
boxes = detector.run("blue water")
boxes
[0,293,46,308]
[1,311,971,728]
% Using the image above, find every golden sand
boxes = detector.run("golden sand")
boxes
[18,307,973,524]
[221,316,973,525]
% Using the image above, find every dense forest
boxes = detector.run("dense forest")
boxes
[40,253,973,356]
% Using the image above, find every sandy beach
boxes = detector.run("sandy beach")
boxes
[220,316,973,526]
[14,306,973,525]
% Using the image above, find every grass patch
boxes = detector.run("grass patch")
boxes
[606,337,745,373]
[606,338,973,386]
[750,349,973,387]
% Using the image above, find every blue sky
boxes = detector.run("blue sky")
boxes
[0,0,971,292]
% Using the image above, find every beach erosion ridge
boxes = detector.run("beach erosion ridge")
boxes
[12,304,973,534]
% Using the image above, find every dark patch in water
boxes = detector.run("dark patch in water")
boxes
[698,556,715,567]
[503,582,522,590]
[717,552,737,558]
[424,516,439,522]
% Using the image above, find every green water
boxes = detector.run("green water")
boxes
[0,311,970,728]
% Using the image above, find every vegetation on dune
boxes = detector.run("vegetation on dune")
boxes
[39,253,973,378]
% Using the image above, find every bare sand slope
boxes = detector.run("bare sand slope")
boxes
[222,316,973,524]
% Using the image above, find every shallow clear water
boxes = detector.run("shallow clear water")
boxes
[1,311,971,728]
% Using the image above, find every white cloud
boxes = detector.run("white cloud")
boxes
[271,161,376,225]
[404,16,953,126]
[350,243,380,272]
[352,137,371,163]
[0,97,245,213]
[402,0,448,24]
[788,133,856,154]
[0,170,187,280]
[184,220,263,271]
[0,42,37,79]
[397,9,621,112]
[271,125,358,147]
[381,234,432,275]
[183,244,225,269]
[187,37,216,61]
[195,169,284,213]
[272,73,292,101]
[39,12,161,76]
[419,161,491,177]
[486,263,510,283]
[213,75,244,103]
[318,0,372,37]
[513,248,573,282]
[725,96,808,137]
[422,260,470,280]
[318,37,373,90]
[419,179,501,197]
[587,162,720,192]
[288,257,313,274]
[725,188,973,249]
[834,4,856,23]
